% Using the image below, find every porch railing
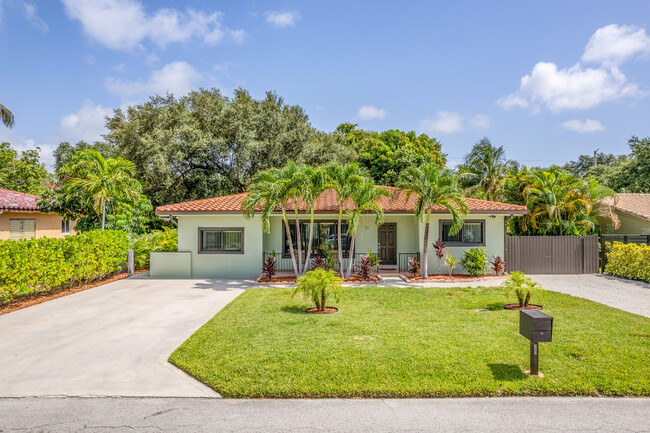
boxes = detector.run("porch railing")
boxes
[398,252,420,273]
[262,252,373,275]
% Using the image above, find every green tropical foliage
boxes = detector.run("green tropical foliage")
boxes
[293,268,343,312]
[460,247,488,276]
[503,271,542,308]
[0,142,48,194]
[0,103,14,128]
[604,242,650,283]
[398,164,468,278]
[129,227,178,269]
[0,230,129,303]
[457,137,513,201]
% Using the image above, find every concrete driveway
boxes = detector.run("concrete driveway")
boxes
[530,274,650,318]
[0,274,248,397]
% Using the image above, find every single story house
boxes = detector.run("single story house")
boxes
[152,186,527,279]
[601,193,650,235]
[0,188,75,241]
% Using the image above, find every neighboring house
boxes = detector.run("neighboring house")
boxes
[601,193,650,235]
[153,186,527,279]
[0,188,74,241]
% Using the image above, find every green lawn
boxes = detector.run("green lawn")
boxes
[169,286,650,398]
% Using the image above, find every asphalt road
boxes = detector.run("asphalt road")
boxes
[0,397,648,432]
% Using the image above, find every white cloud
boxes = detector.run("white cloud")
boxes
[561,119,605,133]
[59,101,113,143]
[106,61,202,102]
[500,24,646,113]
[356,105,386,121]
[0,129,56,170]
[62,0,244,50]
[469,114,490,130]
[419,111,463,134]
[23,2,48,33]
[266,10,300,28]
[582,24,650,67]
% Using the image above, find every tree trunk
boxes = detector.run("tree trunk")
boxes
[346,230,357,280]
[337,206,344,277]
[320,290,326,312]
[422,210,430,279]
[303,208,315,275]
[101,202,106,231]
[295,207,302,275]
[282,210,299,277]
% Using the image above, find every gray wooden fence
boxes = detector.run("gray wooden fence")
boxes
[505,235,599,274]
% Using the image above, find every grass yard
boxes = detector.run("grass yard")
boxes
[169,286,650,398]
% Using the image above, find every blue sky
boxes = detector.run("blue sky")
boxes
[1,0,649,169]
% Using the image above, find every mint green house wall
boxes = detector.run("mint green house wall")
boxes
[600,211,650,235]
[176,214,263,279]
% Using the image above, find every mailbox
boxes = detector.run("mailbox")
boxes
[519,310,553,342]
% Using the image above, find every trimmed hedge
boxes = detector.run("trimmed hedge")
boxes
[0,230,129,302]
[605,242,650,283]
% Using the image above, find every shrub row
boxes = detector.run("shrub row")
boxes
[605,242,650,283]
[0,230,129,302]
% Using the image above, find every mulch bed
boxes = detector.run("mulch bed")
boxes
[0,270,147,316]
[401,274,508,283]
[504,303,543,310]
[255,275,382,285]
[305,306,339,314]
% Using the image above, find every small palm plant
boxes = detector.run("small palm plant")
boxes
[444,253,456,277]
[293,268,343,312]
[503,271,542,308]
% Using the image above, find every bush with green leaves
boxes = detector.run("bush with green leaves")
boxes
[129,227,178,269]
[503,271,542,308]
[0,230,129,303]
[292,268,343,312]
[605,242,650,283]
[459,247,488,276]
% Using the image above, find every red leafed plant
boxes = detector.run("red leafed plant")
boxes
[311,256,326,270]
[262,256,277,279]
[355,255,374,280]
[408,257,421,277]
[433,238,446,274]
[491,256,506,276]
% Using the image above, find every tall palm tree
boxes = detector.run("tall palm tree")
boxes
[299,166,328,274]
[325,162,365,276]
[242,163,302,277]
[398,164,468,278]
[1,103,15,128]
[459,138,508,201]
[67,150,139,231]
[343,180,389,279]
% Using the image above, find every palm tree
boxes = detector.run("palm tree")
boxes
[459,138,508,201]
[67,150,139,230]
[1,103,15,128]
[243,163,302,277]
[343,180,389,279]
[398,164,468,279]
[325,162,365,276]
[299,166,328,274]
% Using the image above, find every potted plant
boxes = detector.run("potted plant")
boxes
[503,271,543,310]
[293,268,343,313]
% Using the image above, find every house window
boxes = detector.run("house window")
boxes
[61,220,71,234]
[282,221,351,257]
[9,219,35,240]
[440,220,485,246]
[198,227,244,254]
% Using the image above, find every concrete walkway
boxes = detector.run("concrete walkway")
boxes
[530,274,650,318]
[0,396,647,432]
[0,274,248,397]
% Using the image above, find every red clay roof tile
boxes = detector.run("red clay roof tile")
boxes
[156,186,527,215]
[0,188,40,212]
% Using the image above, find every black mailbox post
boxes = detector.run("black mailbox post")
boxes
[519,310,553,376]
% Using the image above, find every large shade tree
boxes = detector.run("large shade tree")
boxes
[398,164,468,279]
[0,142,48,194]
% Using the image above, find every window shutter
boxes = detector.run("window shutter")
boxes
[9,219,36,240]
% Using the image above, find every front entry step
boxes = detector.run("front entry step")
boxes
[379,265,398,271]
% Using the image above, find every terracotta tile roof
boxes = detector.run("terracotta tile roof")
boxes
[0,188,40,212]
[603,193,650,221]
[156,186,528,215]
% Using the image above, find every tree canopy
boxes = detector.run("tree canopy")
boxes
[0,142,48,194]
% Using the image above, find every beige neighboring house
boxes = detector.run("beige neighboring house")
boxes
[601,193,650,235]
[0,188,75,241]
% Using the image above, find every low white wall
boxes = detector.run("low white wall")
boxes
[150,251,192,279]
